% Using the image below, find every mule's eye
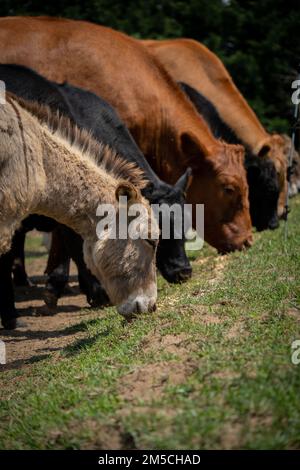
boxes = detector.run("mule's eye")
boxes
[145,239,157,249]
[223,185,235,195]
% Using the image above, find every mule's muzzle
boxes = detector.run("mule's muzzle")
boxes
[117,294,157,319]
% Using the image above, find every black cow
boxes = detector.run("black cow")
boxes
[180,82,279,232]
[0,64,192,329]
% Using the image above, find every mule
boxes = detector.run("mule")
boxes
[0,93,159,327]
[0,64,192,327]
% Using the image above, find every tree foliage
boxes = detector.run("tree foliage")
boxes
[1,0,299,132]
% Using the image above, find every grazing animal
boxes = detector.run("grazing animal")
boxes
[0,64,110,327]
[58,80,193,282]
[143,38,288,219]
[0,93,159,327]
[180,82,279,231]
[0,64,192,328]
[0,16,253,253]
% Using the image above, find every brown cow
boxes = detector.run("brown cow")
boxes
[143,38,288,218]
[0,17,252,253]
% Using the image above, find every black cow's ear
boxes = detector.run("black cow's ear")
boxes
[175,167,193,195]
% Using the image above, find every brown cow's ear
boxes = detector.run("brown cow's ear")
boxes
[255,138,272,158]
[116,182,139,205]
[180,132,208,169]
[257,143,271,158]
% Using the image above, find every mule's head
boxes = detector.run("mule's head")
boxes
[180,132,253,253]
[245,154,279,231]
[143,168,193,283]
[255,134,287,218]
[84,181,159,318]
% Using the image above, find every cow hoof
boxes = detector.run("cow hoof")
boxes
[13,267,34,287]
[43,291,58,315]
[64,284,76,295]
[2,317,18,330]
[39,305,57,316]
[14,275,34,287]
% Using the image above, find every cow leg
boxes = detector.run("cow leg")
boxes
[11,229,33,287]
[0,250,18,330]
[44,227,70,312]
[61,227,110,307]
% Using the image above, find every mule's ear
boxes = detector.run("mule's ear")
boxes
[180,132,208,169]
[116,182,139,204]
[175,167,193,195]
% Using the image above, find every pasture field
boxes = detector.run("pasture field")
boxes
[0,197,300,450]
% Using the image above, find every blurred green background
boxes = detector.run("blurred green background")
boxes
[1,0,299,133]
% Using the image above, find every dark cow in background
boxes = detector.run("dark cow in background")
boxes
[180,83,280,231]
[57,81,193,283]
[0,64,192,329]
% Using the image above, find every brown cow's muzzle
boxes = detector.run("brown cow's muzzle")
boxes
[218,234,253,254]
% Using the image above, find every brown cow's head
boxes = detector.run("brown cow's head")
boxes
[180,132,252,253]
[255,134,287,218]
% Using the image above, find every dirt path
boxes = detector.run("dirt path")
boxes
[0,237,228,375]
[0,238,98,370]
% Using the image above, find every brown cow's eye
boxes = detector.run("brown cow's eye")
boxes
[223,185,235,195]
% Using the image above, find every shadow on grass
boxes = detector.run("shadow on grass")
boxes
[0,317,103,341]
[0,353,51,371]
[25,249,48,258]
[63,326,112,357]
[14,278,80,303]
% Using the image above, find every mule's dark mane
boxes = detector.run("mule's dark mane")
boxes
[7,92,147,189]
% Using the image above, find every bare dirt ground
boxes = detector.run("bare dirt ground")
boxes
[0,239,98,370]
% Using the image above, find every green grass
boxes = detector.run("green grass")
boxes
[1,198,300,449]
[24,232,48,262]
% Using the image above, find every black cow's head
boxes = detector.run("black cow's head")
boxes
[246,155,279,231]
[143,168,193,283]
